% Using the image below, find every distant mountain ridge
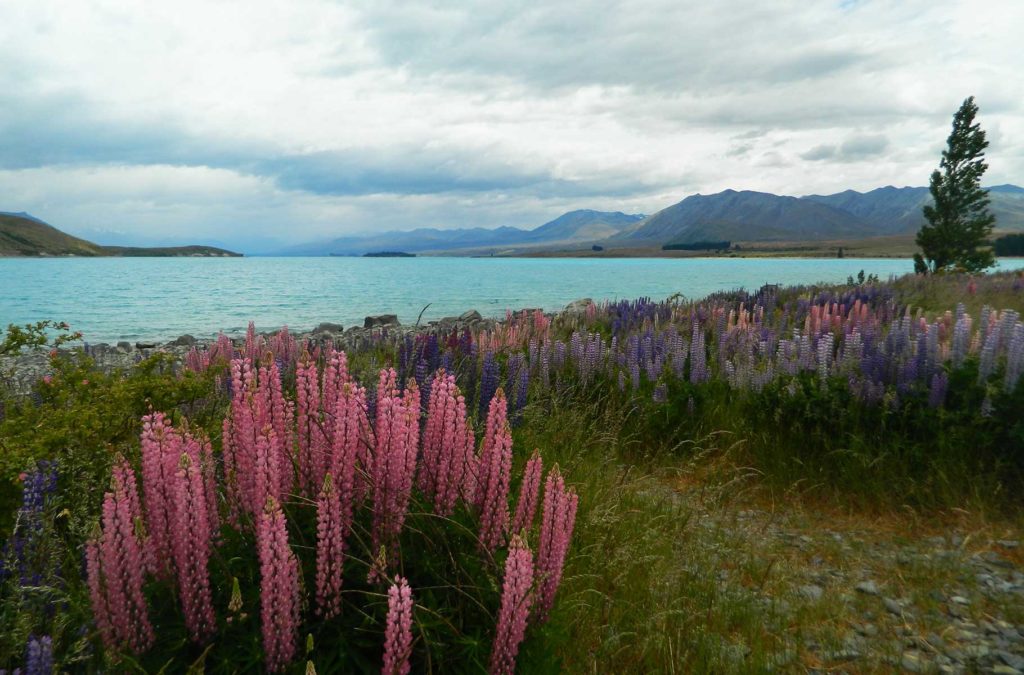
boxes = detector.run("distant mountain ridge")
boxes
[617,184,1024,247]
[0,213,242,257]
[281,209,646,255]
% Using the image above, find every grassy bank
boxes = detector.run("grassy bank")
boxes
[1,270,1022,672]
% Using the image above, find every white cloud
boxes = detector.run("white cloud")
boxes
[0,0,1021,251]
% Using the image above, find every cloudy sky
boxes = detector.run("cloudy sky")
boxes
[1,0,1021,252]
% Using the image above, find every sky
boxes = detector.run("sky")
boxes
[1,0,1022,253]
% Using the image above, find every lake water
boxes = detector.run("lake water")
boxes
[3,257,1023,344]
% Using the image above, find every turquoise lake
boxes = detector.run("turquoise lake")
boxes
[3,257,1023,344]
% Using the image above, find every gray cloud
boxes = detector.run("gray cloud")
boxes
[801,134,890,162]
[0,0,1021,251]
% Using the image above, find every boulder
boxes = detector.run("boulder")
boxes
[171,334,197,347]
[459,309,482,322]
[135,341,157,350]
[116,341,133,352]
[364,314,400,329]
[564,298,594,314]
[314,322,344,334]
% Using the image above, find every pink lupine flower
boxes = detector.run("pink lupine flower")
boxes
[198,435,220,536]
[370,376,419,568]
[140,411,182,577]
[534,465,578,622]
[315,474,345,619]
[333,381,371,510]
[297,357,328,495]
[476,389,513,551]
[489,535,535,675]
[265,358,295,497]
[254,425,282,517]
[382,576,414,675]
[419,370,472,515]
[510,450,543,536]
[322,350,350,444]
[171,453,216,642]
[87,484,155,653]
[258,497,300,673]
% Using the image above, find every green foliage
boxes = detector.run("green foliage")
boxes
[994,233,1024,257]
[0,320,82,356]
[916,96,996,273]
[0,352,221,534]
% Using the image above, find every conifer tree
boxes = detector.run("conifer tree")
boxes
[915,96,996,273]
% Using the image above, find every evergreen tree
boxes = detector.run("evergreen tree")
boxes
[915,96,996,273]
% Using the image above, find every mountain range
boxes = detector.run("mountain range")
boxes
[5,184,1023,257]
[280,184,1024,255]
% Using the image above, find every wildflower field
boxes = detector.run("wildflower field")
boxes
[1,271,1023,673]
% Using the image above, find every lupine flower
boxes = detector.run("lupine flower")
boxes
[489,536,535,675]
[382,576,414,675]
[171,454,216,642]
[297,359,328,496]
[1,460,58,586]
[371,375,420,567]
[928,371,948,409]
[510,451,543,536]
[86,481,155,653]
[24,634,53,675]
[476,390,513,552]
[479,351,500,421]
[140,412,181,577]
[258,498,300,673]
[315,474,345,619]
[535,465,578,622]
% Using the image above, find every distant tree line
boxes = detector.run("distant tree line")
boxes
[994,233,1024,256]
[662,240,730,251]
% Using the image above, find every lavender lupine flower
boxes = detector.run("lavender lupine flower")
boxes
[1,460,58,586]
[24,634,53,675]
[978,329,1000,383]
[1005,323,1024,392]
[928,372,948,409]
[489,536,535,675]
[689,325,708,384]
[653,383,668,403]
[382,576,414,675]
[479,351,500,421]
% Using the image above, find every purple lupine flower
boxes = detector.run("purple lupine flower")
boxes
[25,634,53,675]
[1,460,59,586]
[653,383,668,403]
[1005,323,1024,392]
[928,372,948,408]
[479,351,500,421]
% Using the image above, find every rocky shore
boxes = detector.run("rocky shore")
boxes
[1,302,595,396]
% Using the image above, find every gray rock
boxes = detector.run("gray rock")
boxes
[799,584,824,601]
[855,580,880,596]
[884,597,903,615]
[997,651,1024,671]
[563,298,594,314]
[997,540,1020,549]
[171,334,197,347]
[901,651,926,672]
[116,341,132,352]
[459,309,482,322]
[314,322,343,334]
[364,314,399,329]
[991,666,1022,675]
[135,341,157,349]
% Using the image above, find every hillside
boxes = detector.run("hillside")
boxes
[0,212,105,256]
[618,190,874,245]
[611,184,1024,249]
[0,213,241,257]
[280,209,645,255]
